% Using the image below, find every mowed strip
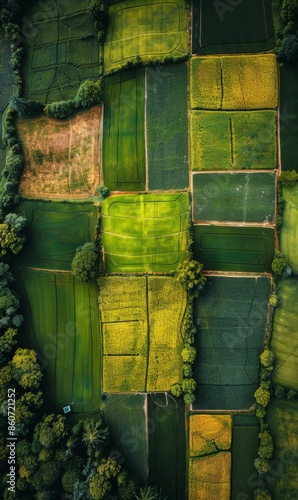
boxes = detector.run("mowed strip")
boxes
[281,184,298,274]
[190,54,278,110]
[271,279,298,391]
[101,193,188,273]
[16,268,101,413]
[191,110,277,170]
[104,0,188,74]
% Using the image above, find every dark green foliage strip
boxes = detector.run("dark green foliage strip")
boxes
[0,31,16,169]
[280,62,298,171]
[192,172,276,223]
[146,64,189,190]
[192,0,275,54]
[231,420,260,498]
[193,225,275,273]
[103,69,146,191]
[192,276,271,410]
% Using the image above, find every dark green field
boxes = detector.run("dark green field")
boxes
[192,0,275,54]
[15,201,98,271]
[193,225,275,272]
[22,0,100,103]
[0,32,15,170]
[280,62,298,171]
[193,276,271,410]
[103,69,146,191]
[146,64,189,190]
[192,172,276,223]
[15,268,101,414]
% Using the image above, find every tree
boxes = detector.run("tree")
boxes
[82,417,109,457]
[75,79,103,108]
[34,414,67,449]
[0,328,17,366]
[260,349,275,370]
[11,348,42,389]
[175,260,206,297]
[71,242,99,282]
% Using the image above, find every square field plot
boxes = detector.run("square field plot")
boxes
[192,276,271,410]
[280,63,298,171]
[193,225,275,273]
[103,70,146,191]
[192,172,276,223]
[102,193,188,273]
[192,0,274,55]
[190,55,278,110]
[18,108,102,199]
[191,110,277,170]
[104,0,188,74]
[281,185,298,274]
[15,201,98,271]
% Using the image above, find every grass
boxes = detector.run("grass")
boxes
[190,54,278,110]
[271,278,298,391]
[18,108,102,199]
[101,193,188,273]
[98,276,186,393]
[192,0,275,54]
[192,276,271,410]
[267,398,298,498]
[192,172,276,223]
[15,268,101,414]
[190,110,277,170]
[104,0,188,74]
[22,0,99,103]
[281,185,298,274]
[15,201,98,271]
[102,69,146,191]
[193,225,275,273]
[146,63,189,190]
[280,62,298,171]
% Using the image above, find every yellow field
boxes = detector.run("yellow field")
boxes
[190,54,278,110]
[189,415,232,457]
[189,452,231,500]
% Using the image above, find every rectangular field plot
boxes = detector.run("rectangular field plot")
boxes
[192,172,276,223]
[280,63,298,171]
[18,108,102,199]
[271,279,298,391]
[192,276,271,410]
[15,201,97,271]
[194,225,275,273]
[191,110,277,170]
[146,64,188,190]
[102,193,188,273]
[281,185,298,274]
[103,70,146,191]
[267,399,298,499]
[192,0,274,55]
[98,277,186,393]
[190,55,278,110]
[15,268,101,414]
[104,0,188,74]
[22,0,99,103]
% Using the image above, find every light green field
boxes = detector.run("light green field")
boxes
[191,110,277,170]
[190,54,278,110]
[101,193,188,273]
[98,276,186,393]
[16,268,101,414]
[15,201,98,271]
[271,279,298,391]
[103,69,146,191]
[281,185,298,273]
[104,0,188,73]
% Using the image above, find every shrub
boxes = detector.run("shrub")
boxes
[254,457,270,474]
[175,259,206,297]
[182,378,196,394]
[170,383,182,398]
[274,385,285,398]
[281,0,298,22]
[75,79,103,108]
[271,251,288,275]
[44,100,78,119]
[183,393,195,405]
[260,349,275,370]
[254,387,271,407]
[181,345,196,363]
[62,470,79,494]
[71,242,99,282]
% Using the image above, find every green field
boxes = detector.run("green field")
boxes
[190,54,278,110]
[101,193,188,273]
[22,0,100,103]
[0,32,16,171]
[231,415,260,498]
[193,225,275,272]
[267,398,298,499]
[98,276,186,392]
[104,0,188,74]
[103,69,146,191]
[192,172,276,223]
[15,201,98,271]
[192,276,271,410]
[271,279,298,391]
[15,268,101,414]
[192,0,275,54]
[146,64,188,190]
[281,185,298,274]
[280,62,298,171]
[191,110,277,170]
